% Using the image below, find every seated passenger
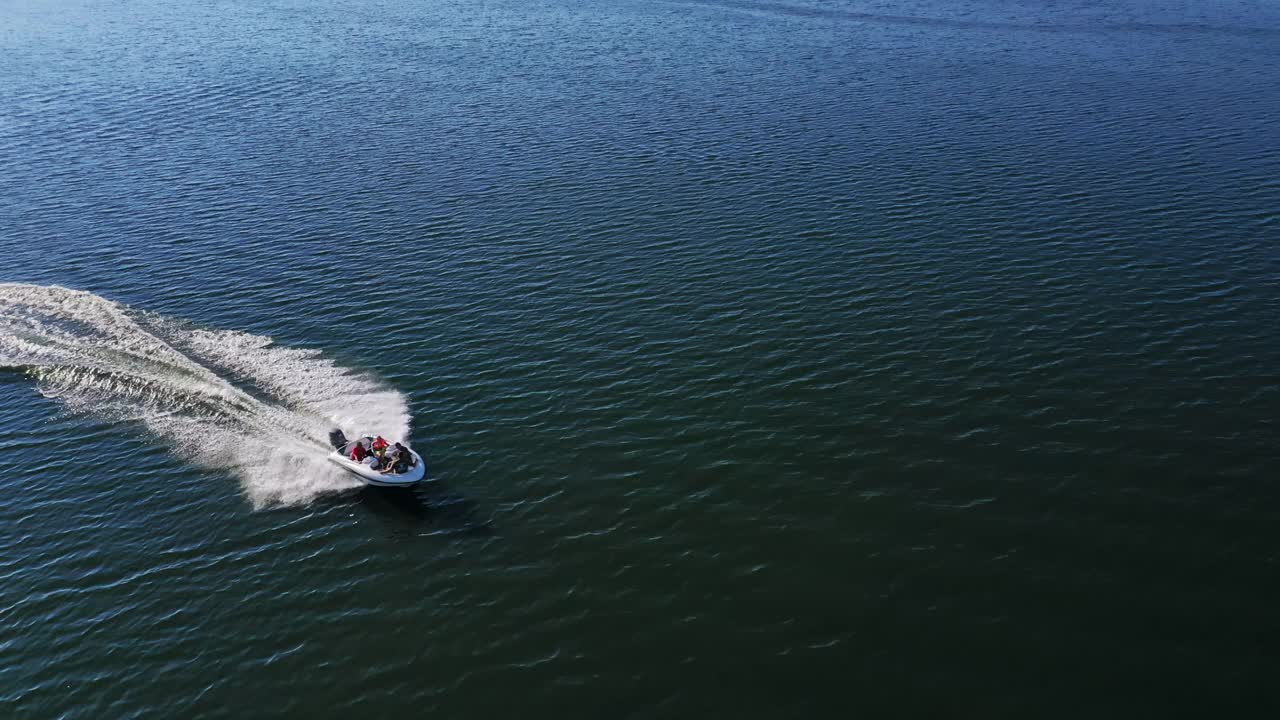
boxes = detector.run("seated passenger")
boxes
[350,442,368,462]
[391,442,413,473]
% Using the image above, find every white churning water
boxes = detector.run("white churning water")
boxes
[0,283,411,508]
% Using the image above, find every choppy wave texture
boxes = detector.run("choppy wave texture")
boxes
[0,283,410,508]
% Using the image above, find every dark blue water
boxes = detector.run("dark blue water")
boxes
[2,0,1279,716]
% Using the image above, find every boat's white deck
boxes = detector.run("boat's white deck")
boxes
[330,441,425,486]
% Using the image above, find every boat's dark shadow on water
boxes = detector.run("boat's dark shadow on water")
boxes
[356,481,495,539]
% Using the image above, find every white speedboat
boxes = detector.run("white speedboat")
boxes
[327,430,425,487]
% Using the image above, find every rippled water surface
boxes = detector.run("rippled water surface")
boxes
[2,0,1279,716]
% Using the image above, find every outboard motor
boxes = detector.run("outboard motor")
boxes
[328,429,349,450]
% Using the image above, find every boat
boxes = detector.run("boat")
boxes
[327,430,426,487]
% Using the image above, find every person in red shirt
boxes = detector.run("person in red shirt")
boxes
[350,442,368,462]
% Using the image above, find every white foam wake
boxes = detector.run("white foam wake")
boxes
[0,283,411,508]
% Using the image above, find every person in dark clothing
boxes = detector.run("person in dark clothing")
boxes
[391,442,413,474]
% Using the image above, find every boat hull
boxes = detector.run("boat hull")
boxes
[327,449,426,487]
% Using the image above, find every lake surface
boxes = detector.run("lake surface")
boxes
[2,0,1279,716]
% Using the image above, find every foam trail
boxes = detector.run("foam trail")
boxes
[0,284,412,508]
